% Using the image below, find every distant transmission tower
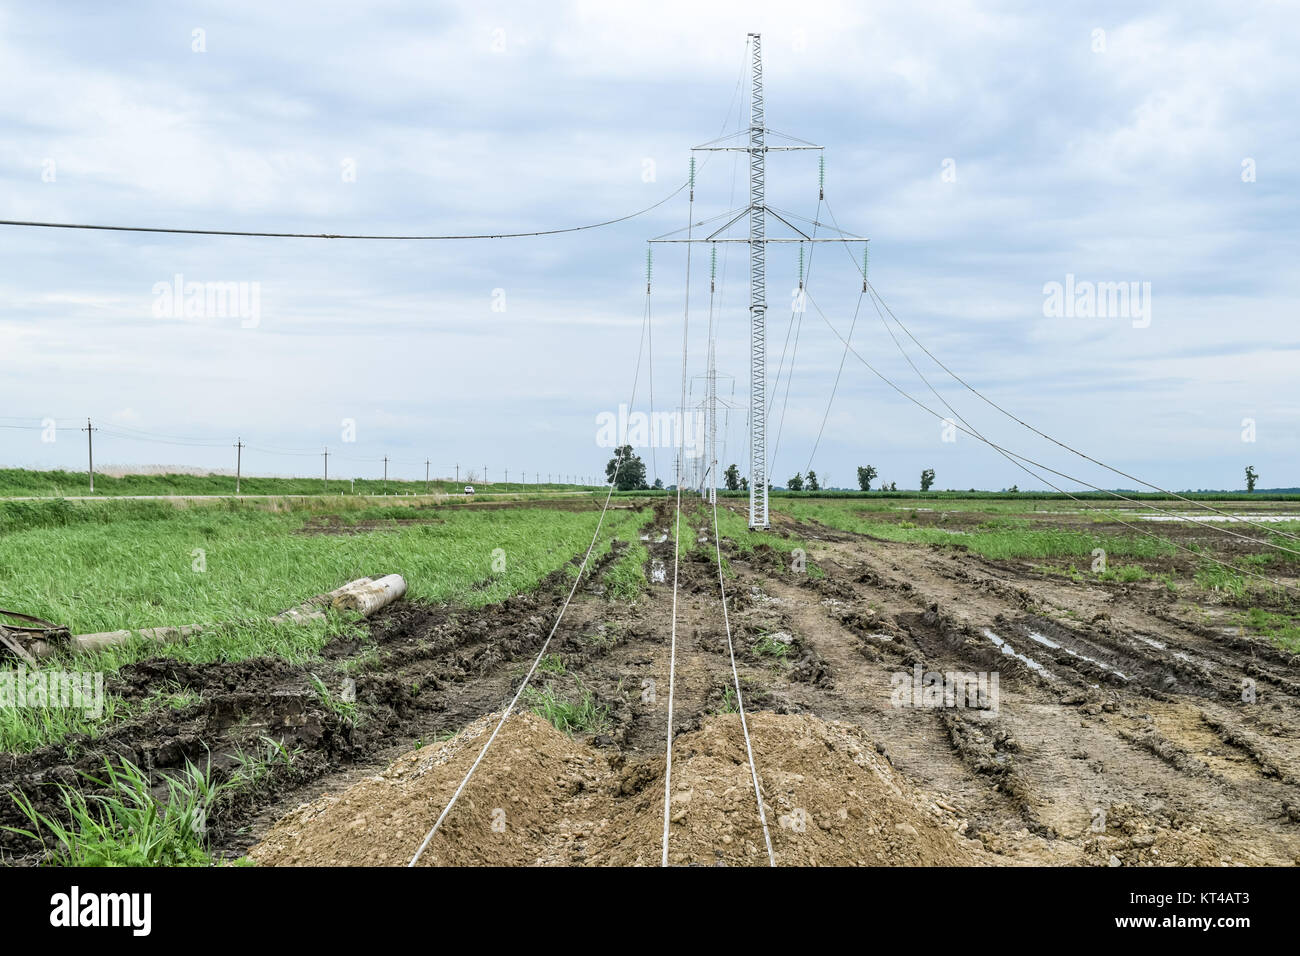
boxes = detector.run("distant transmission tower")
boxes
[650,32,865,528]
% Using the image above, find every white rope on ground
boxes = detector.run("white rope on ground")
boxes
[709,427,776,866]
[407,291,655,868]
[662,159,695,869]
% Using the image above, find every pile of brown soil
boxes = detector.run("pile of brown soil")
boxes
[250,711,982,866]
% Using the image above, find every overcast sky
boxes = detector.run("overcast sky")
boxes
[1,0,1296,490]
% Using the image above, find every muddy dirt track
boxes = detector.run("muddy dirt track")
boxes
[5,500,1299,866]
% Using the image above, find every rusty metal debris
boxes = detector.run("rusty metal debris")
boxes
[0,609,70,666]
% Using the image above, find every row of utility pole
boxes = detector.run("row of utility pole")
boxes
[71,419,599,495]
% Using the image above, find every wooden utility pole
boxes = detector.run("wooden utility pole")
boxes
[234,438,245,495]
[425,459,430,493]
[383,456,389,494]
[322,447,330,489]
[81,418,98,493]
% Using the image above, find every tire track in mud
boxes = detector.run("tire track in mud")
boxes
[767,528,1300,865]
[911,547,1300,787]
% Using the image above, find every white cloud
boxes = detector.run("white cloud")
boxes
[0,0,1295,489]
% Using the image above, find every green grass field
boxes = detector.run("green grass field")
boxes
[775,498,1181,560]
[0,467,597,499]
[0,497,651,752]
[0,499,644,635]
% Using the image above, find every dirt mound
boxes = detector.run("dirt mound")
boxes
[250,711,982,866]
[606,711,982,866]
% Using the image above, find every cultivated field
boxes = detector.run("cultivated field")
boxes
[2,492,1298,866]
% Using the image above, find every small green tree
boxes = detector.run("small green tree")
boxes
[604,445,648,491]
[787,472,804,491]
[920,468,936,492]
[856,465,878,491]
[723,464,740,491]
[652,477,664,490]
[806,470,820,491]
[1245,465,1258,492]
[739,476,749,492]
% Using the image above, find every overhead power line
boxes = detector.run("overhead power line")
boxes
[819,198,1300,546]
[1,47,756,248]
[854,282,1300,561]
[0,181,691,241]
[804,288,1300,595]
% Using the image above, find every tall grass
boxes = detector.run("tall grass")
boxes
[4,757,223,866]
[523,682,610,735]
[0,499,646,754]
[0,692,131,755]
[0,500,647,635]
[605,538,649,598]
[1241,607,1300,652]
[0,467,598,498]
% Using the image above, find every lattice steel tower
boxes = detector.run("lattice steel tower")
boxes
[746,34,768,527]
[650,32,865,528]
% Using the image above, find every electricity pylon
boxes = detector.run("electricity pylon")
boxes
[649,32,866,528]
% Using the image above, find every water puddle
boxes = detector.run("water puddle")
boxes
[982,628,1055,678]
[1026,630,1128,680]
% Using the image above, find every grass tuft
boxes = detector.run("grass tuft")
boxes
[4,756,223,866]
[523,682,610,735]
